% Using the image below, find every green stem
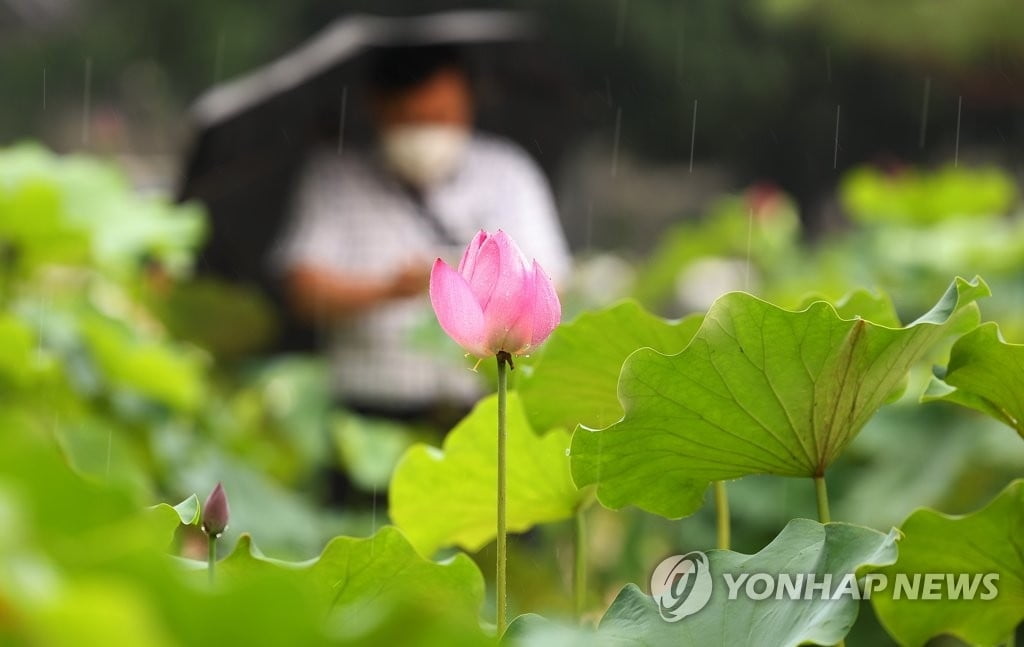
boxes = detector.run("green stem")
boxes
[207,533,217,584]
[814,474,831,524]
[1007,627,1016,647]
[496,351,511,635]
[814,474,845,647]
[714,481,731,550]
[574,505,587,620]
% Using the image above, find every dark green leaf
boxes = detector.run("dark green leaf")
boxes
[871,480,1024,647]
[508,519,899,647]
[572,277,989,518]
[923,321,1024,437]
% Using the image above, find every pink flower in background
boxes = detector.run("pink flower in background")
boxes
[429,230,561,358]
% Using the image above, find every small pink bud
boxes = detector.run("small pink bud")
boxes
[429,230,561,358]
[201,482,230,537]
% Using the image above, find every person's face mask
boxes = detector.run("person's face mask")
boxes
[380,124,469,189]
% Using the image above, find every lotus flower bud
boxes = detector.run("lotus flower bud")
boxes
[201,482,230,537]
[429,230,561,358]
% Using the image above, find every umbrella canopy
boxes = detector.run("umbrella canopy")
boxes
[177,9,580,350]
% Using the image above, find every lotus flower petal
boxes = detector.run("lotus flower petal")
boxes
[528,260,562,348]
[457,230,488,277]
[430,230,562,358]
[461,234,500,307]
[429,258,489,357]
[475,232,530,333]
[493,265,537,354]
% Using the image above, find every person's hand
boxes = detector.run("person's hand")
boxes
[387,262,431,299]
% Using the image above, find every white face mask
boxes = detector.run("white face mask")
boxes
[380,124,469,189]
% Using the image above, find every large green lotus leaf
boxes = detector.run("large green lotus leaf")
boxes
[507,519,899,647]
[218,525,486,633]
[572,276,989,518]
[389,392,581,556]
[519,300,703,433]
[923,322,1024,438]
[871,480,1024,647]
[798,288,901,327]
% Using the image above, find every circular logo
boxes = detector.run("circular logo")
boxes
[650,551,713,622]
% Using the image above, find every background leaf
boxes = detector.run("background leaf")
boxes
[572,277,989,518]
[923,321,1024,437]
[171,494,200,525]
[146,494,199,545]
[801,289,901,327]
[149,493,200,525]
[508,519,899,647]
[519,300,703,433]
[333,412,416,492]
[218,526,486,634]
[870,480,1024,647]
[389,392,581,556]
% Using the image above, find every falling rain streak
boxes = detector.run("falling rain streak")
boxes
[833,104,841,169]
[82,57,92,145]
[954,96,962,167]
[42,67,46,110]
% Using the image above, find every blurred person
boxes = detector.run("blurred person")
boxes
[274,44,571,427]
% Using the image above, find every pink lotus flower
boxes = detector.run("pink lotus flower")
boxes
[429,230,561,358]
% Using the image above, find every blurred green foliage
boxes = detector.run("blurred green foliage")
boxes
[0,144,496,644]
[758,0,1024,72]
[636,166,1024,335]
[0,145,386,558]
[2,144,1023,644]
[0,431,491,646]
[841,165,1016,225]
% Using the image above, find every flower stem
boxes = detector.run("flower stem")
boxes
[574,504,587,620]
[714,481,731,550]
[207,533,217,584]
[814,474,831,524]
[814,474,845,647]
[496,351,511,635]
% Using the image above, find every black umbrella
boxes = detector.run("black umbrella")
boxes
[177,9,581,350]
